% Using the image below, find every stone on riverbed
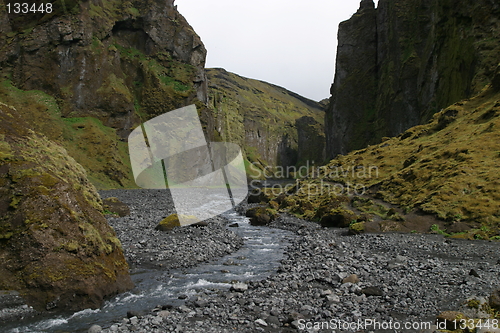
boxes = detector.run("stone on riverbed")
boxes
[231,283,248,292]
[155,214,201,230]
[102,197,130,217]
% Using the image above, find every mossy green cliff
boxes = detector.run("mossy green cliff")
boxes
[264,66,500,239]
[0,0,208,188]
[207,68,325,177]
[326,0,500,158]
[0,102,133,311]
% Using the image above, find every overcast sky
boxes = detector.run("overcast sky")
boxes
[177,0,378,102]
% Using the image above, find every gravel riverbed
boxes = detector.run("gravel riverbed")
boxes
[95,190,499,332]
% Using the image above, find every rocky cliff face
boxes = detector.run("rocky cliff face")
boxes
[0,0,208,312]
[207,68,325,176]
[0,0,208,187]
[326,0,500,158]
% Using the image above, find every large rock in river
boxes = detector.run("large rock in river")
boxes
[0,102,133,311]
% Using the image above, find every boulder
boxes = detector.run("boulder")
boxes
[0,104,133,312]
[246,207,277,226]
[155,214,201,231]
[349,222,365,235]
[102,197,130,217]
[320,208,357,228]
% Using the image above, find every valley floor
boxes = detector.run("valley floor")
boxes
[94,190,500,333]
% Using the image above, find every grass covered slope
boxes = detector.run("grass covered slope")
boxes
[267,68,500,239]
[0,79,134,189]
[329,84,500,227]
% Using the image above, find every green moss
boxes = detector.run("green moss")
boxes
[0,135,14,160]
[156,214,200,230]
[467,299,481,309]
[79,223,113,254]
[0,232,14,240]
[349,222,366,234]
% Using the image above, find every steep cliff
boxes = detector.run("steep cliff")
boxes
[326,0,500,158]
[0,0,208,187]
[207,68,325,176]
[0,0,208,312]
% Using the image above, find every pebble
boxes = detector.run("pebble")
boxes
[88,324,102,333]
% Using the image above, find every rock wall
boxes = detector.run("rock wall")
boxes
[0,0,210,312]
[326,0,500,158]
[206,68,325,176]
[0,0,208,187]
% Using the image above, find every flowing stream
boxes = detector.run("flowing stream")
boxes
[5,210,293,333]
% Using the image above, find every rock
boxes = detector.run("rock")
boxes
[157,310,171,318]
[247,189,270,204]
[288,311,306,323]
[349,222,366,235]
[246,207,277,226]
[342,274,360,284]
[207,68,325,176]
[320,208,357,228]
[0,104,133,312]
[461,297,491,319]
[0,0,209,188]
[469,269,481,278]
[255,319,268,326]
[178,305,191,313]
[190,220,209,227]
[88,325,102,333]
[228,223,239,227]
[436,311,467,331]
[223,259,236,266]
[129,316,139,325]
[102,197,130,217]
[231,283,248,292]
[361,287,384,296]
[156,214,201,230]
[326,294,341,303]
[195,300,207,308]
[127,310,144,318]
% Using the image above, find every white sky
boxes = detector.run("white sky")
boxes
[177,0,378,102]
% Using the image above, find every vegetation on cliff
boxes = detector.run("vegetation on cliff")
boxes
[260,67,500,239]
[207,68,325,178]
[0,0,208,189]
